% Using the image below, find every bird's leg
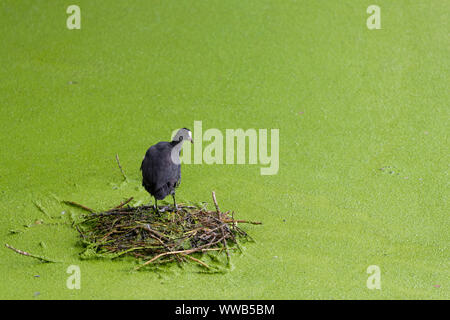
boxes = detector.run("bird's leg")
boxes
[153,197,160,214]
[172,193,178,211]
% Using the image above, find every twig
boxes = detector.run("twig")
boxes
[142,226,182,263]
[223,219,262,225]
[179,253,210,269]
[5,244,59,263]
[115,154,128,181]
[137,224,170,240]
[212,191,220,214]
[227,212,242,252]
[220,225,230,265]
[75,225,86,239]
[63,200,95,213]
[111,197,133,210]
[136,248,222,270]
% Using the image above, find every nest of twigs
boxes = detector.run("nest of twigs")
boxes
[75,192,261,270]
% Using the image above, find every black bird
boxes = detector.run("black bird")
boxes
[141,128,192,211]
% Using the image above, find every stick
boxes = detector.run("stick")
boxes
[63,200,95,213]
[75,224,86,239]
[212,191,220,214]
[179,253,210,269]
[136,248,222,270]
[143,227,182,263]
[5,244,59,263]
[220,225,230,265]
[223,219,262,225]
[231,211,236,229]
[115,154,128,181]
[111,197,133,210]
[226,212,242,252]
[137,224,170,241]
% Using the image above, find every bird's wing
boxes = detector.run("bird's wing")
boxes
[142,142,181,192]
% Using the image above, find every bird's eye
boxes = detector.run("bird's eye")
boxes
[179,136,183,141]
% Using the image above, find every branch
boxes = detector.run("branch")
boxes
[115,154,128,181]
[212,191,220,214]
[63,200,95,213]
[5,244,60,263]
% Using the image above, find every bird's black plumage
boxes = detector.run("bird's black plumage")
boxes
[140,128,191,211]
[141,141,181,201]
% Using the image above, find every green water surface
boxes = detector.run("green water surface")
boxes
[0,0,448,299]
